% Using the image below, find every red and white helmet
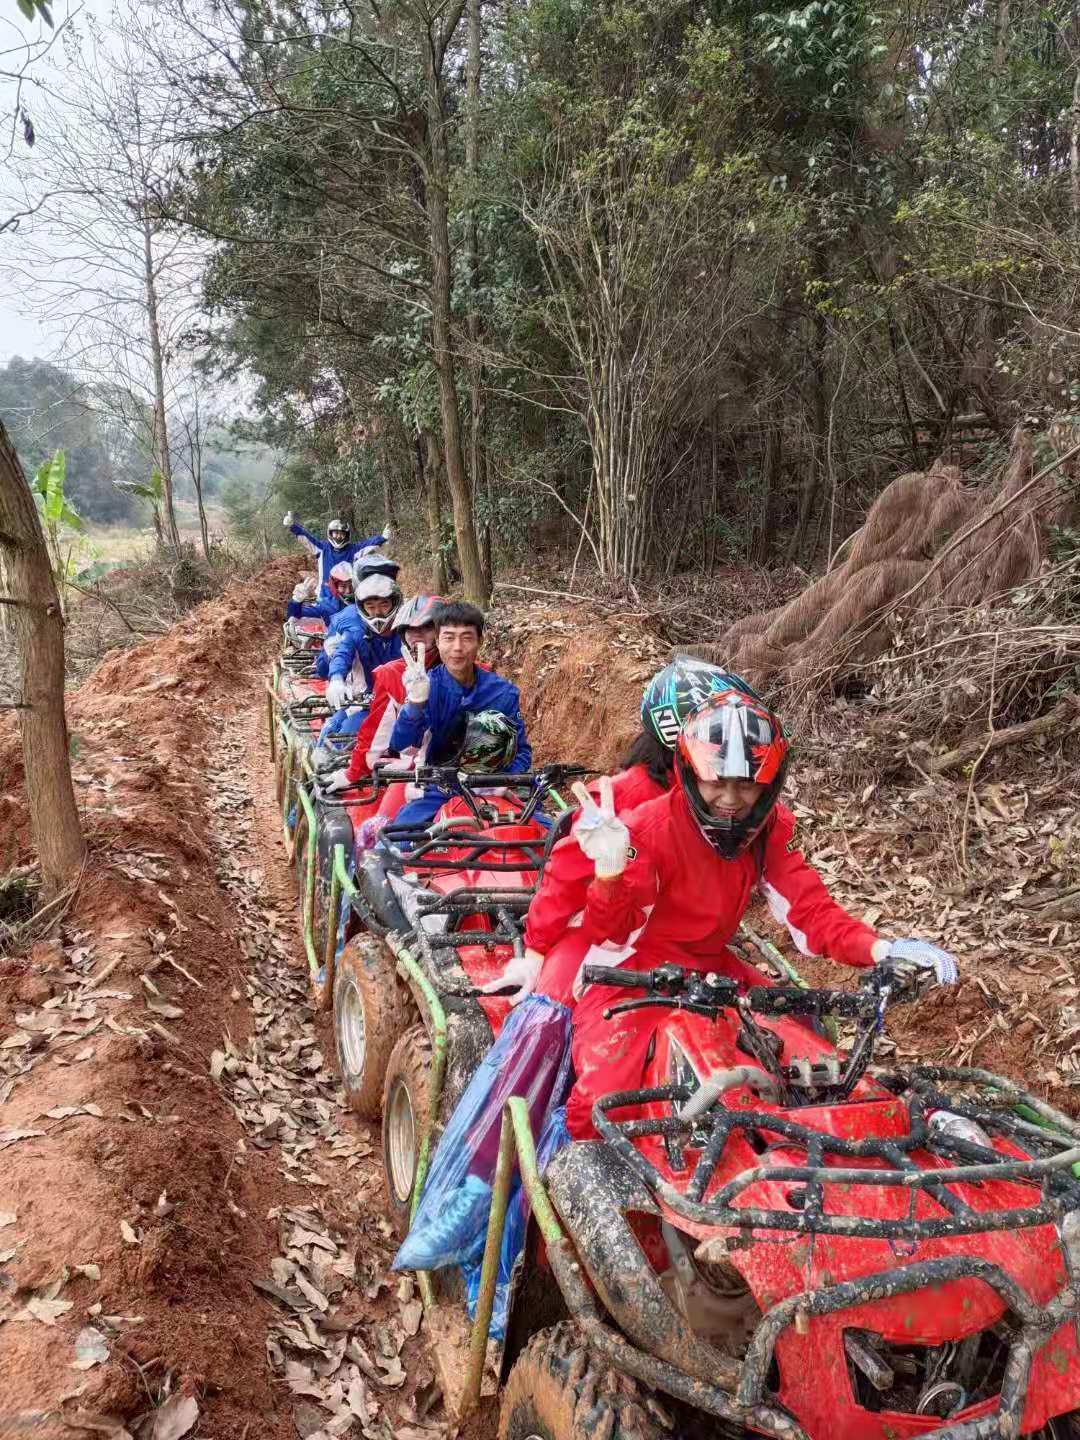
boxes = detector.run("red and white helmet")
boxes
[392,594,444,663]
[675,688,789,858]
[328,561,354,603]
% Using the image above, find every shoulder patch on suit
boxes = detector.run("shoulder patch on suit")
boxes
[626,845,638,861]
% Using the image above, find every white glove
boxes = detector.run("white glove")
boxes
[571,776,630,879]
[326,676,348,711]
[879,938,959,988]
[383,522,392,541]
[480,947,543,1006]
[283,511,295,528]
[403,643,430,706]
[292,577,317,603]
[323,770,353,794]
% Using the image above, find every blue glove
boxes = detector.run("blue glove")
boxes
[883,938,958,987]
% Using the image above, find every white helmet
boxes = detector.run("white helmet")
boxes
[354,572,402,633]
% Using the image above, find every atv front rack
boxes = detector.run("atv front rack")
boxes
[591,1068,1080,1241]
[425,1090,1080,1439]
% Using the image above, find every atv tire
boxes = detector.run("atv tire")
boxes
[499,1323,663,1440]
[382,1025,434,1236]
[333,935,409,1119]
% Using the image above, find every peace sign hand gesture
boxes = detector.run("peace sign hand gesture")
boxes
[404,642,430,706]
[571,776,630,879]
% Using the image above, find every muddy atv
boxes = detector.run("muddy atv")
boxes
[282,613,327,655]
[407,960,1080,1438]
[317,763,582,1217]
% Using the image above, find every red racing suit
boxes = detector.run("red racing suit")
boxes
[524,764,670,1003]
[561,786,879,1138]
[343,657,409,783]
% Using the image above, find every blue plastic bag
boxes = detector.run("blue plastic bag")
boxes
[393,996,572,1274]
[462,1105,571,1339]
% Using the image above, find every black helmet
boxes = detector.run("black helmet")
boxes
[450,709,518,773]
[641,656,764,750]
[675,689,789,859]
[327,519,350,549]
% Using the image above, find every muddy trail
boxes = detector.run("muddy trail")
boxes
[0,562,1078,1437]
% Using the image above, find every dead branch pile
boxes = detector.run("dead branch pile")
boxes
[715,429,1080,706]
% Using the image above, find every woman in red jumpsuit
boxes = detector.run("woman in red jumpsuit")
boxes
[563,685,958,1138]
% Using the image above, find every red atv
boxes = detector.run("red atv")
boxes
[437,962,1080,1439]
[318,762,583,1230]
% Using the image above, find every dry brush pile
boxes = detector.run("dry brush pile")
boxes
[715,426,1080,746]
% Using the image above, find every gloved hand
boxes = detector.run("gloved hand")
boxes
[571,776,630,879]
[291,577,317,603]
[283,511,295,528]
[383,522,392,541]
[326,676,348,711]
[878,938,959,989]
[322,769,354,794]
[479,947,543,1006]
[403,643,430,706]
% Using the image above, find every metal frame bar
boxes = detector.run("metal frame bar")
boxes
[294,781,319,979]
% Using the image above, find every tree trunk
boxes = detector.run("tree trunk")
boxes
[418,429,448,593]
[423,40,489,606]
[1071,60,1080,234]
[464,0,491,593]
[0,420,85,897]
[142,210,182,556]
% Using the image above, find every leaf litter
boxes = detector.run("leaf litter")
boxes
[206,732,446,1437]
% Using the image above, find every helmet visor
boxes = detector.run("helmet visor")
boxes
[680,693,786,785]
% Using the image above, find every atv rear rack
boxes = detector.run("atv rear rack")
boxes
[591,1068,1080,1242]
[378,823,549,874]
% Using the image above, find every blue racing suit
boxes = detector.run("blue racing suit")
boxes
[287,522,386,599]
[386,665,532,832]
[326,611,402,694]
[285,593,346,623]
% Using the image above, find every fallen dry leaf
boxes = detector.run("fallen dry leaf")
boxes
[119,1220,141,1246]
[72,1327,110,1370]
[22,1296,75,1325]
[150,1392,198,1440]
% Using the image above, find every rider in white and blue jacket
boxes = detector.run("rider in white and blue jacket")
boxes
[323,556,404,706]
[283,512,388,601]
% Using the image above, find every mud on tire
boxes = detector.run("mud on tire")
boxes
[333,935,409,1119]
[499,1323,664,1440]
[381,1024,434,1236]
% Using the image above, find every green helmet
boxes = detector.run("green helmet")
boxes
[453,709,519,773]
[641,656,764,750]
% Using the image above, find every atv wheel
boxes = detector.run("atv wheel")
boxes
[499,1323,663,1440]
[333,935,408,1119]
[382,1025,434,1235]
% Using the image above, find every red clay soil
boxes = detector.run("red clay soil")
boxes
[0,557,300,1437]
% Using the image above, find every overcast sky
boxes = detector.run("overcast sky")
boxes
[1,0,113,363]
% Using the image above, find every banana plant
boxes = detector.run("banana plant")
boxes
[31,449,84,614]
[117,468,166,546]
